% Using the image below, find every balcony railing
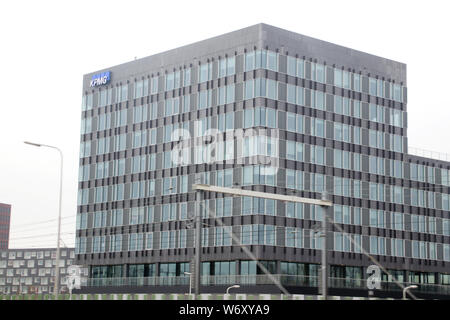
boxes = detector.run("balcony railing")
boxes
[408,146,450,162]
[83,274,450,296]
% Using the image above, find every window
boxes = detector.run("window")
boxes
[310,173,325,193]
[311,118,325,138]
[392,83,402,102]
[165,70,181,91]
[132,130,147,148]
[369,156,385,175]
[286,112,303,133]
[285,202,303,219]
[285,227,303,248]
[97,113,111,131]
[114,133,127,151]
[114,107,128,127]
[286,169,303,190]
[334,232,351,252]
[334,69,342,87]
[199,62,213,83]
[310,145,325,166]
[390,134,403,153]
[129,207,148,225]
[391,185,403,204]
[244,78,277,100]
[390,108,403,127]
[334,123,350,142]
[286,84,304,105]
[215,197,233,217]
[369,210,385,228]
[80,117,92,134]
[334,205,350,224]
[217,112,234,132]
[165,97,180,116]
[150,76,158,94]
[162,176,177,195]
[286,141,303,161]
[391,239,404,257]
[92,236,106,253]
[370,236,386,255]
[369,78,377,96]
[98,87,112,107]
[391,212,404,231]
[245,50,278,72]
[145,233,153,250]
[134,79,149,98]
[311,90,325,110]
[353,74,361,92]
[112,183,125,201]
[217,84,235,105]
[114,84,128,103]
[243,107,277,128]
[218,56,235,78]
[214,226,232,246]
[241,224,276,245]
[198,89,212,109]
[334,96,350,115]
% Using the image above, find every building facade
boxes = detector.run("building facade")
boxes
[0,248,81,295]
[0,203,11,250]
[75,24,450,298]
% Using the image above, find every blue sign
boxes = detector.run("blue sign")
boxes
[90,71,111,87]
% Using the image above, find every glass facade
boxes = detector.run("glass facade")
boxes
[76,24,450,296]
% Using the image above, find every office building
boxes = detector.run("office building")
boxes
[0,203,11,250]
[75,23,450,298]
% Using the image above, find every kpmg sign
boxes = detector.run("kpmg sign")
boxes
[90,71,111,87]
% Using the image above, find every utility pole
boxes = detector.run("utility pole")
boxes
[194,189,203,297]
[320,192,331,300]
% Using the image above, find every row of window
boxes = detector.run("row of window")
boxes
[78,163,450,212]
[75,228,450,262]
[80,124,404,167]
[83,83,404,134]
[76,199,450,238]
[83,47,405,112]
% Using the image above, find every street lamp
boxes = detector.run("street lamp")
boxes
[403,285,418,300]
[24,141,63,299]
[226,285,240,294]
[184,272,193,295]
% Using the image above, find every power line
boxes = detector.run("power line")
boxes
[11,215,76,229]
[9,232,76,241]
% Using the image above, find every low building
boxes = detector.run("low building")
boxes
[0,248,86,295]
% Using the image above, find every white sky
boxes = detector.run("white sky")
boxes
[1,0,449,249]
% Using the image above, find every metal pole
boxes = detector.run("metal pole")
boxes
[320,192,330,300]
[194,189,203,297]
[54,147,63,299]
[189,274,192,295]
[24,142,63,300]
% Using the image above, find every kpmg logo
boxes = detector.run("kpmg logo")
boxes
[90,71,111,87]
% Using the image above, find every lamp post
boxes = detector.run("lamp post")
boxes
[226,285,240,294]
[24,141,63,299]
[402,285,418,300]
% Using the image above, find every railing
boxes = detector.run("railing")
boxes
[408,146,450,162]
[84,274,450,296]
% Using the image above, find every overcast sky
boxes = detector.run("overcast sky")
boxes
[1,0,449,249]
